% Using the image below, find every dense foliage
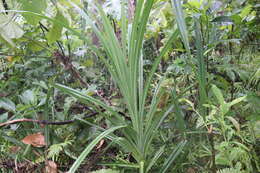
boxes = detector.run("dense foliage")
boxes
[0,0,259,172]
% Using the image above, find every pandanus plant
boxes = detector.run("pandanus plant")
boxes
[0,0,189,172]
[52,0,188,172]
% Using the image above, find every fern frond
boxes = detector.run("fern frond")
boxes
[47,140,73,161]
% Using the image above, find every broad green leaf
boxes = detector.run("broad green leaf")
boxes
[227,116,240,132]
[220,104,229,116]
[46,11,68,43]
[211,16,233,23]
[0,16,24,38]
[211,85,225,105]
[28,41,45,52]
[231,14,242,24]
[19,90,36,105]
[187,0,203,9]
[0,98,16,112]
[0,15,24,46]
[0,112,8,123]
[21,0,47,25]
[69,126,124,173]
[240,4,252,19]
[228,96,246,107]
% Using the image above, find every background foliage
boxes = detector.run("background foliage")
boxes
[0,0,259,172]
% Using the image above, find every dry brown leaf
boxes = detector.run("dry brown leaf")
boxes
[208,125,213,134]
[187,167,196,173]
[96,139,105,149]
[21,132,46,147]
[45,160,57,173]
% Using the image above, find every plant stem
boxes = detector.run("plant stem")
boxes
[209,131,216,173]
[139,161,144,173]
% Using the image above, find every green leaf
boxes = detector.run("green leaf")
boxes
[146,146,165,172]
[69,126,124,173]
[0,112,8,123]
[19,90,36,105]
[160,140,187,173]
[46,11,68,43]
[227,116,240,132]
[28,41,45,52]
[171,0,190,55]
[253,121,260,138]
[21,0,47,25]
[90,169,119,173]
[211,16,233,23]
[220,104,229,116]
[240,4,252,19]
[0,15,24,46]
[195,17,207,116]
[172,89,185,131]
[0,98,16,112]
[228,96,246,107]
[53,83,121,118]
[211,85,225,105]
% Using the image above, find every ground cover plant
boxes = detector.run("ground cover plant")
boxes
[0,0,259,172]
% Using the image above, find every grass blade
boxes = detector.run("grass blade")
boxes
[69,126,125,173]
[171,0,190,55]
[146,146,165,172]
[194,17,207,116]
[172,88,186,132]
[160,140,187,173]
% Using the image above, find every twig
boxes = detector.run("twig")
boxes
[53,50,89,87]
[0,112,99,127]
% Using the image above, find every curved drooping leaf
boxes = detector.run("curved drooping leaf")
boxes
[46,11,68,43]
[20,0,47,25]
[0,14,24,46]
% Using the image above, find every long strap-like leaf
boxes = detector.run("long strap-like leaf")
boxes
[69,126,125,173]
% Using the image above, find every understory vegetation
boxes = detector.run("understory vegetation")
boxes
[0,0,259,172]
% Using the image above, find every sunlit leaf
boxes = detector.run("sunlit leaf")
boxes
[20,0,47,25]
[211,85,225,105]
[0,15,24,46]
[227,116,240,132]
[240,4,252,19]
[90,169,119,173]
[19,89,36,105]
[0,98,16,112]
[46,11,68,43]
[228,96,246,107]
